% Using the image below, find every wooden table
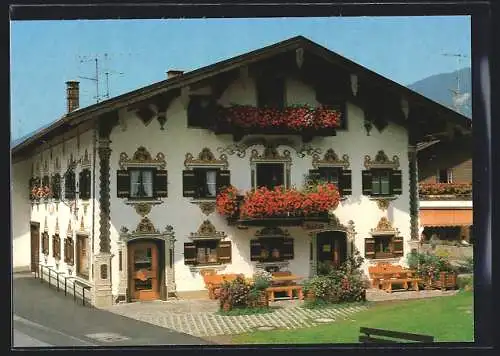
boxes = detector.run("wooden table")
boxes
[271,275,304,286]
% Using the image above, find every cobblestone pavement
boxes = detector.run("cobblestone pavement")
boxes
[104,288,459,338]
[105,300,369,337]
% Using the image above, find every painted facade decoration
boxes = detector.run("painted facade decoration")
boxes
[11,36,471,307]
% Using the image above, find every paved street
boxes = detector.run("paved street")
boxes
[12,273,211,347]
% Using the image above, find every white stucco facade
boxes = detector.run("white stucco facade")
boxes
[12,72,413,302]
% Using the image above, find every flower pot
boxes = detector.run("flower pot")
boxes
[258,292,269,307]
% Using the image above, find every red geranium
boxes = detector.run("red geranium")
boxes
[221,105,341,131]
[216,186,241,217]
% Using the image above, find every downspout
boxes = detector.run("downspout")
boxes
[91,122,97,274]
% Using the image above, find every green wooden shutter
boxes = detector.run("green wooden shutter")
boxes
[216,170,231,194]
[392,236,404,257]
[217,241,232,264]
[154,170,168,198]
[116,170,130,198]
[362,170,373,196]
[365,238,375,259]
[183,242,197,265]
[182,170,197,197]
[391,170,403,195]
[282,238,294,260]
[250,239,261,261]
[339,169,352,195]
[64,170,76,200]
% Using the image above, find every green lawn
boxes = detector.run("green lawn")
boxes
[230,291,474,344]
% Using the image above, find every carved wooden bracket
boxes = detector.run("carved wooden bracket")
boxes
[119,146,166,170]
[184,147,228,169]
[312,149,350,169]
[364,150,400,170]
[350,73,358,97]
[401,97,410,120]
[190,220,227,240]
[296,47,304,69]
[250,144,292,163]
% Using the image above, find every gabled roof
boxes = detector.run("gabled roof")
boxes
[12,35,472,157]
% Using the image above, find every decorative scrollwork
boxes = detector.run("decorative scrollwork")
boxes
[81,149,91,169]
[312,149,350,169]
[119,146,166,170]
[133,217,159,234]
[190,220,226,239]
[255,227,290,238]
[370,217,400,235]
[297,145,322,158]
[134,203,152,217]
[364,150,400,170]
[184,147,228,169]
[250,144,291,162]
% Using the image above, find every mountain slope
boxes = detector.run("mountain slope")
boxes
[407,67,471,118]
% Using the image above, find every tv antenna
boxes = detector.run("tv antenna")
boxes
[441,53,470,114]
[77,52,126,103]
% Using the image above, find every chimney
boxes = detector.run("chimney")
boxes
[167,70,184,79]
[66,81,80,113]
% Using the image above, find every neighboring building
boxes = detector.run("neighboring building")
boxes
[11,36,471,307]
[417,136,473,244]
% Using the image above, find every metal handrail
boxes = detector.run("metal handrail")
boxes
[36,264,92,307]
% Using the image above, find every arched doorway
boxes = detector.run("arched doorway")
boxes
[128,239,163,301]
[316,230,347,275]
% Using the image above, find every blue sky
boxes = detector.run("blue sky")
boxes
[10,16,471,140]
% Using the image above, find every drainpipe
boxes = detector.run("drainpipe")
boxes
[91,123,97,260]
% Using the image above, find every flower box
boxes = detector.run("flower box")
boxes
[418,183,472,197]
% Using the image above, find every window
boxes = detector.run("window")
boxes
[362,169,402,197]
[64,237,74,265]
[41,232,49,255]
[76,234,89,279]
[64,169,76,200]
[182,169,231,198]
[437,168,453,183]
[371,169,391,196]
[51,174,61,200]
[365,236,403,259]
[318,167,340,186]
[52,234,61,260]
[184,240,232,266]
[116,168,168,200]
[250,238,294,262]
[187,95,217,128]
[255,163,285,190]
[79,169,91,200]
[257,77,285,109]
[194,168,218,198]
[130,169,154,199]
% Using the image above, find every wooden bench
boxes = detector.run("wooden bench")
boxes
[368,263,420,292]
[271,271,292,277]
[359,327,434,343]
[201,272,243,299]
[265,285,304,302]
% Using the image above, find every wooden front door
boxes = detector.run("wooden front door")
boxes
[128,241,160,301]
[30,222,40,272]
[317,231,347,274]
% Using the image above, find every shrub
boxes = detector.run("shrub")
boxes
[456,256,474,274]
[457,274,474,291]
[218,276,252,310]
[406,251,455,280]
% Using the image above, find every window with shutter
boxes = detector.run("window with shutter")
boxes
[52,234,61,260]
[392,237,404,257]
[364,238,375,259]
[154,170,168,198]
[282,238,294,260]
[390,170,403,195]
[362,170,373,196]
[250,239,261,261]
[318,167,340,186]
[79,169,91,200]
[182,170,197,197]
[64,237,74,265]
[216,170,231,194]
[339,169,352,195]
[217,241,232,264]
[42,232,49,255]
[116,170,131,198]
[129,169,154,199]
[64,170,76,200]
[371,169,391,196]
[42,175,50,189]
[307,169,321,184]
[183,243,197,265]
[51,174,61,200]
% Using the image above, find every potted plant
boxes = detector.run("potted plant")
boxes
[250,269,272,307]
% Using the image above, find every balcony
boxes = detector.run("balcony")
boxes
[217,184,339,227]
[212,105,341,142]
[418,183,472,201]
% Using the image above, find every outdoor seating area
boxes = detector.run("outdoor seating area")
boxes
[201,270,243,300]
[368,262,422,293]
